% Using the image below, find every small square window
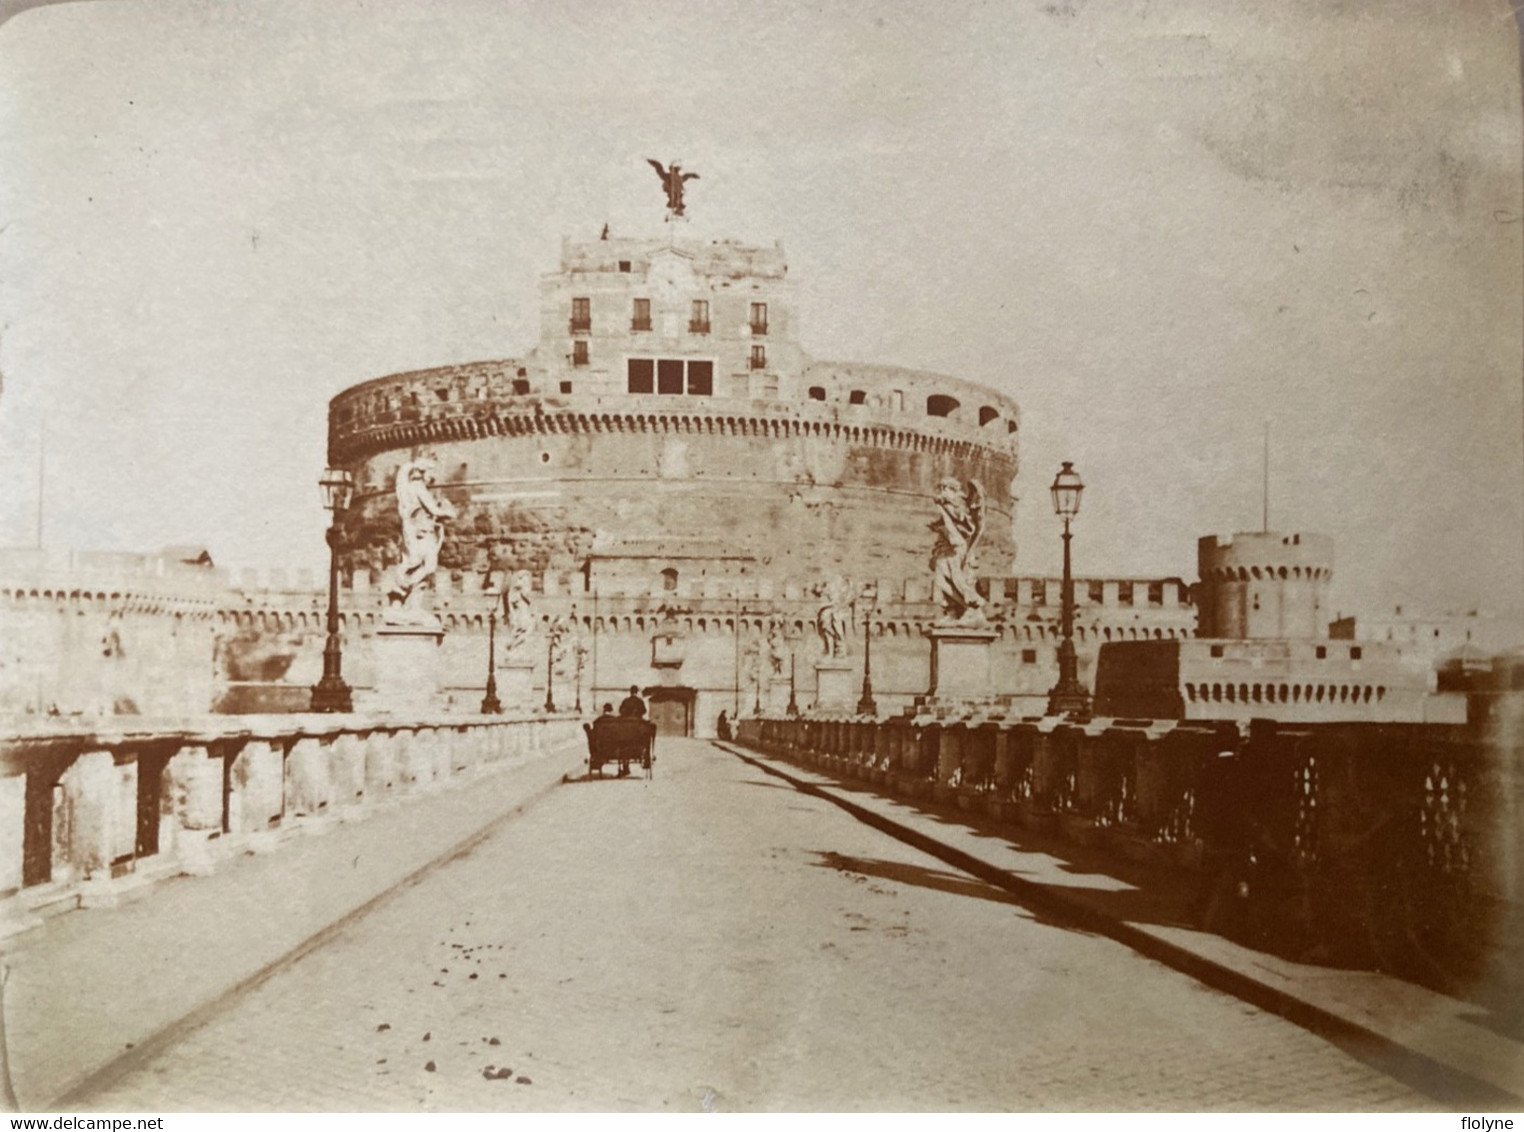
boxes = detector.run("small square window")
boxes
[1021,649,1037,664]
[848,389,866,405]
[618,260,631,272]
[1316,645,1328,659]
[511,378,530,395]
[559,381,573,394]
[1350,646,1363,660]
[1210,644,1225,658]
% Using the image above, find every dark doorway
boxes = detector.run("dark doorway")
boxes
[646,686,695,737]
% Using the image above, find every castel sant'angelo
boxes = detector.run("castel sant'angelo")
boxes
[317,173,1193,734]
[0,172,1224,729]
[0,173,1460,732]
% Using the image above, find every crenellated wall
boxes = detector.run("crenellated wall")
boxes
[1197,532,1333,640]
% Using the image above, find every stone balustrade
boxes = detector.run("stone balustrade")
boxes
[733,712,1521,992]
[0,712,580,931]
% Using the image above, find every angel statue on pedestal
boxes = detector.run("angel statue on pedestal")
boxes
[385,460,457,624]
[930,478,987,624]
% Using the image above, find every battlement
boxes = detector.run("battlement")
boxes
[1198,531,1333,581]
[327,383,1021,470]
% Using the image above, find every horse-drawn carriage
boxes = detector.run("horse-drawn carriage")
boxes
[582,716,656,778]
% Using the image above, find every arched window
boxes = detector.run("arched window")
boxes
[926,394,960,418]
[661,568,678,592]
[979,406,1000,426]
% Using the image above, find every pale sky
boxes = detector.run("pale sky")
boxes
[0,0,1520,622]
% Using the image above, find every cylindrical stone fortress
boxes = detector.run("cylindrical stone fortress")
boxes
[328,234,1020,589]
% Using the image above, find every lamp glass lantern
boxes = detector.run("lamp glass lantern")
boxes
[320,468,355,513]
[1050,461,1083,519]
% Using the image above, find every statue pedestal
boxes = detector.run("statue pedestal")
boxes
[367,623,446,714]
[494,661,537,712]
[765,676,793,715]
[926,624,999,706]
[813,660,855,714]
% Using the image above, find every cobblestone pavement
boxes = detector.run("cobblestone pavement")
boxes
[88,740,1441,1112]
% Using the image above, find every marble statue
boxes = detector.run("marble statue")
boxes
[815,575,853,659]
[766,621,787,678]
[931,477,986,623]
[500,569,536,658]
[386,460,456,620]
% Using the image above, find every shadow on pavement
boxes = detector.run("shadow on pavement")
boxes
[810,849,1033,913]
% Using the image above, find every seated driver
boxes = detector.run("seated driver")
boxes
[617,685,647,719]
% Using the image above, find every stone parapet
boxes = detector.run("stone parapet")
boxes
[734,712,1516,992]
[0,711,580,932]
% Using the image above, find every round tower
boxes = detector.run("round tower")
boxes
[327,233,1020,588]
[1196,532,1333,640]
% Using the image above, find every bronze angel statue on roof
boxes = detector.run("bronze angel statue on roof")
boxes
[647,159,700,220]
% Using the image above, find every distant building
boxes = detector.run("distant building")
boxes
[1329,606,1524,680]
[1095,531,1466,725]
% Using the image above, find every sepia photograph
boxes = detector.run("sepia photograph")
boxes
[0,0,1519,1115]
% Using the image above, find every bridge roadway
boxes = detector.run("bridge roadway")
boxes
[83,738,1433,1111]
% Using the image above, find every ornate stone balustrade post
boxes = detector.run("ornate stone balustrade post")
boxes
[59,750,117,884]
[329,732,367,814]
[285,735,332,820]
[365,731,397,798]
[164,744,222,875]
[233,740,286,846]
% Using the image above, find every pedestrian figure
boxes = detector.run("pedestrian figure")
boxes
[618,685,647,719]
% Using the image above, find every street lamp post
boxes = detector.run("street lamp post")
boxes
[544,623,557,714]
[481,586,502,714]
[856,603,878,717]
[1046,461,1091,720]
[786,650,799,717]
[310,468,355,713]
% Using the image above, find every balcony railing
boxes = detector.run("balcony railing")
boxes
[569,318,592,334]
[750,321,769,336]
[631,318,652,332]
[688,320,711,335]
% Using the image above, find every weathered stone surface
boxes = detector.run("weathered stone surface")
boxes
[232,741,284,835]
